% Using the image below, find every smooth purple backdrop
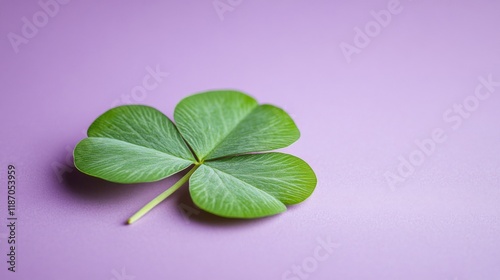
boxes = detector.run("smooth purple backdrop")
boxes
[1,0,500,279]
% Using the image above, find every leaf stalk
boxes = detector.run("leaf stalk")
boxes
[127,164,200,224]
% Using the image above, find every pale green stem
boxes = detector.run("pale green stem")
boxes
[127,164,200,224]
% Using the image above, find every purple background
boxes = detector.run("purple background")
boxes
[1,0,500,279]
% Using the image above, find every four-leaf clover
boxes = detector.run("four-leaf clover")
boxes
[74,90,317,224]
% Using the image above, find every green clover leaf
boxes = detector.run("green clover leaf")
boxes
[74,90,317,224]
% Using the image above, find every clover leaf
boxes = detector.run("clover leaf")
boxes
[74,90,317,224]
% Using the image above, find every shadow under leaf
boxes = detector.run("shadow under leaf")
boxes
[56,148,278,226]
